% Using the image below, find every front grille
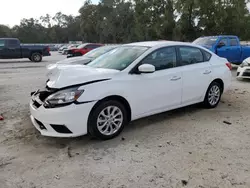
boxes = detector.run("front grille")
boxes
[35,119,47,130]
[50,124,72,134]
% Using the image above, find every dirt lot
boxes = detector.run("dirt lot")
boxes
[0,52,250,188]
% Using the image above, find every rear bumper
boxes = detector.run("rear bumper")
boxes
[43,52,51,56]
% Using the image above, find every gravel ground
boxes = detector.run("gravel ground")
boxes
[0,52,250,188]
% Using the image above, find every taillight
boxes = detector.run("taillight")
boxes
[47,47,50,52]
[226,62,232,70]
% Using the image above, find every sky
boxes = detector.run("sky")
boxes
[0,0,99,27]
[1,0,250,27]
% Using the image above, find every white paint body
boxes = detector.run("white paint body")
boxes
[237,57,250,79]
[30,41,232,137]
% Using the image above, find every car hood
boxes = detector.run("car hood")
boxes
[47,65,119,89]
[46,57,93,78]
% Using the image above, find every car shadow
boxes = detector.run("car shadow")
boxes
[34,104,202,150]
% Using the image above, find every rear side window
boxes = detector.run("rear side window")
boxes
[229,38,238,46]
[179,46,204,65]
[203,50,212,61]
[8,40,18,47]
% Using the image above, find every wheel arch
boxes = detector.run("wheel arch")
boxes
[211,78,224,93]
[89,95,132,123]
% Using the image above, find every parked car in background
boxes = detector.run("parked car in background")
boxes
[237,57,250,79]
[0,38,50,62]
[67,43,103,58]
[62,44,79,55]
[193,35,250,65]
[49,45,58,51]
[46,45,119,79]
[30,41,231,140]
[58,45,69,53]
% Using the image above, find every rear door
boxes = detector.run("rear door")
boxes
[227,37,241,63]
[177,46,213,105]
[5,39,22,58]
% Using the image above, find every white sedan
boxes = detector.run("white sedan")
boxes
[30,41,232,140]
[237,57,250,79]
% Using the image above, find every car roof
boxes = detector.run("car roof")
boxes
[198,35,237,38]
[124,41,191,48]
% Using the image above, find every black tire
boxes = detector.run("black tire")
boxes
[31,53,42,62]
[88,100,128,140]
[203,81,222,108]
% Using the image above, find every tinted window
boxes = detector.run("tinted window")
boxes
[179,47,204,65]
[0,40,5,48]
[141,47,176,71]
[203,50,212,61]
[8,40,18,47]
[229,38,238,46]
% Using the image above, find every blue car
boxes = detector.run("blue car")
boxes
[193,35,250,65]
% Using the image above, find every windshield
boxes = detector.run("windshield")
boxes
[85,46,117,59]
[193,37,218,47]
[88,46,149,71]
[77,44,87,49]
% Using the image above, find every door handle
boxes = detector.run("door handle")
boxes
[203,70,211,75]
[170,76,181,81]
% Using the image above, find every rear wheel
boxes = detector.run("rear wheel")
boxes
[31,53,42,62]
[88,100,128,140]
[203,82,222,108]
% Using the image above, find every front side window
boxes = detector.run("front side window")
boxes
[88,46,149,71]
[141,47,176,71]
[179,46,204,65]
[0,40,5,48]
[218,38,228,46]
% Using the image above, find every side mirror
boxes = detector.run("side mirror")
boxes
[217,42,225,48]
[138,64,155,73]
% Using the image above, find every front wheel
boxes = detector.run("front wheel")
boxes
[88,100,128,140]
[31,53,42,62]
[203,82,222,108]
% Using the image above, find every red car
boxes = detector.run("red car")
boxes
[67,43,104,58]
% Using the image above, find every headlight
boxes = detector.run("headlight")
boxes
[44,87,84,108]
[240,61,249,68]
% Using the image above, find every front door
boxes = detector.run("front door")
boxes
[128,47,182,118]
[216,37,231,61]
